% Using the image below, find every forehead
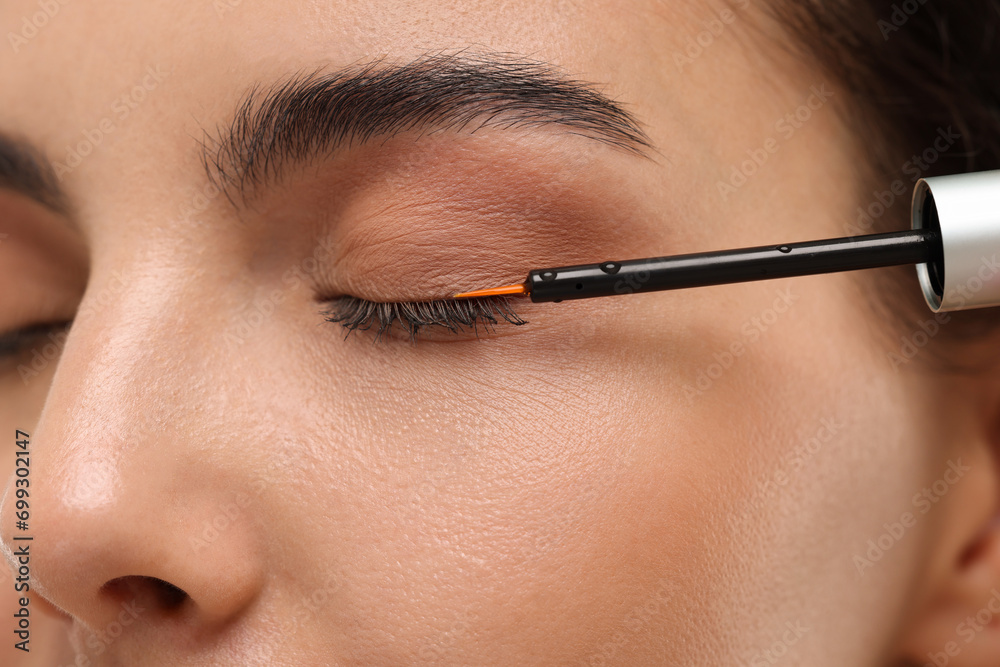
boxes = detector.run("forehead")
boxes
[0,1,674,122]
[0,0,828,242]
[0,0,777,141]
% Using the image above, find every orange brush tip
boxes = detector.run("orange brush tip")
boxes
[452,283,528,299]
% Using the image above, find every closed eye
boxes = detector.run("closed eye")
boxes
[322,295,527,343]
[0,320,71,363]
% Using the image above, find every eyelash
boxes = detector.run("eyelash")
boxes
[323,295,528,343]
[0,321,70,359]
[0,297,525,359]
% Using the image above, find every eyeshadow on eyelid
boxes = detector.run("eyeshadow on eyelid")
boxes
[328,154,652,241]
[264,143,666,304]
[322,209,651,302]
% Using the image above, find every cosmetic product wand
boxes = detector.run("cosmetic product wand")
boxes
[453,170,1000,314]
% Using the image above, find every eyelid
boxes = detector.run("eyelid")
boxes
[322,295,528,343]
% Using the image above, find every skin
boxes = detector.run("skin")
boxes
[1,0,999,664]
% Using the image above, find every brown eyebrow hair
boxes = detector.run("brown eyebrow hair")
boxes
[198,50,658,208]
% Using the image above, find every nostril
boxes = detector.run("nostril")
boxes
[102,575,189,614]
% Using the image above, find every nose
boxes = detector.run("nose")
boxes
[0,270,265,641]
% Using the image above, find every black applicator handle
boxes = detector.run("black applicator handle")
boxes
[527,229,940,303]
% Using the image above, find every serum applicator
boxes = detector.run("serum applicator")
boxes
[454,170,1000,314]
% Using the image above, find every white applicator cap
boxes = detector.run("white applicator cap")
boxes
[912,169,1000,312]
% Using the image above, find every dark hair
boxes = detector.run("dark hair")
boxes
[767,0,1000,365]
[764,5,998,662]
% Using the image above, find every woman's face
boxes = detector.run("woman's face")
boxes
[1,0,993,665]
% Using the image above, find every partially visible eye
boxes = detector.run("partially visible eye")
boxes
[322,295,528,343]
[0,320,71,364]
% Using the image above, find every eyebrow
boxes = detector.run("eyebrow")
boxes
[200,51,657,207]
[0,133,69,216]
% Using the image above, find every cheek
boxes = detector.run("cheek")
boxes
[286,306,739,658]
[257,265,922,661]
[646,274,932,657]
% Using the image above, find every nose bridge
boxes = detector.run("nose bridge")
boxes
[64,246,243,433]
[1,258,265,631]
[59,223,276,425]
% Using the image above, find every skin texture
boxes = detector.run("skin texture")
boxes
[1,0,1000,665]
